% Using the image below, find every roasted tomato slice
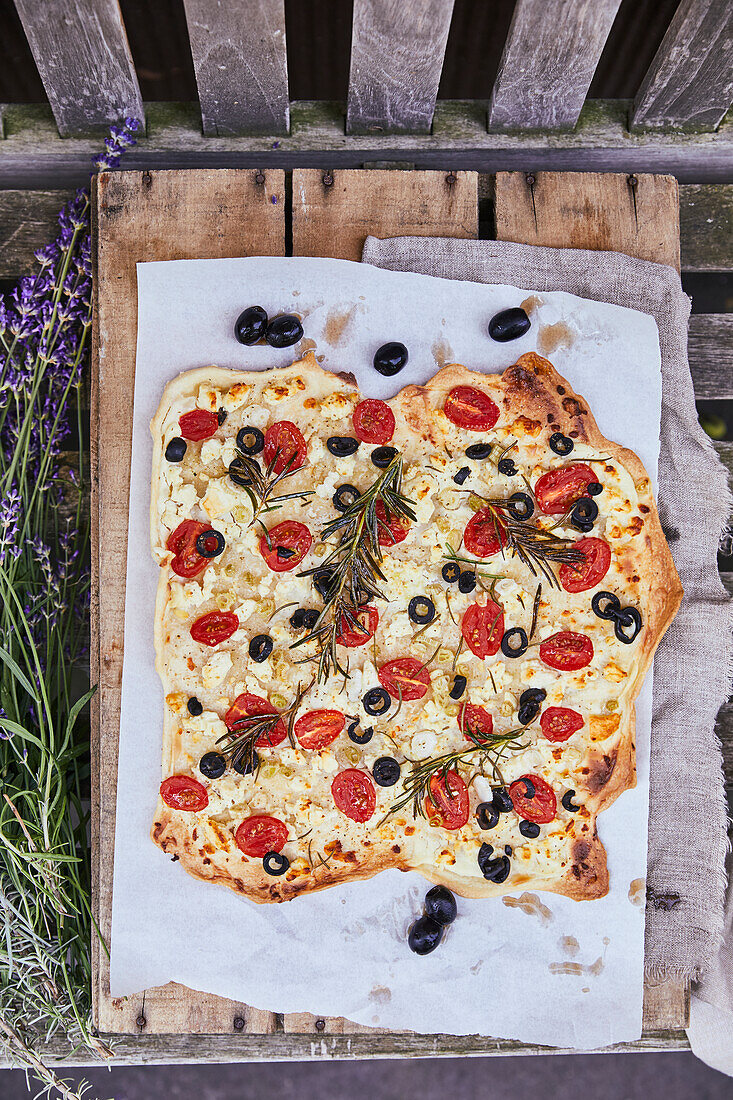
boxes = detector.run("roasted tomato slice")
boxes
[509,774,557,823]
[540,707,584,743]
[378,657,431,701]
[295,709,345,750]
[375,499,410,547]
[179,409,219,441]
[331,769,376,822]
[190,610,238,646]
[463,507,507,558]
[534,463,596,515]
[235,815,288,857]
[335,604,379,647]
[166,519,210,578]
[461,599,504,659]
[225,693,287,748]
[443,386,499,431]
[459,702,494,741]
[353,399,395,444]
[259,520,312,572]
[160,774,208,812]
[263,421,307,475]
[539,631,594,671]
[425,771,469,830]
[559,537,611,593]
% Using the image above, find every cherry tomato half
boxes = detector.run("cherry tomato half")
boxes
[295,709,345,750]
[425,771,469,830]
[331,769,376,822]
[335,605,379,647]
[534,463,596,515]
[353,399,395,444]
[444,386,499,432]
[259,520,312,572]
[559,537,611,593]
[375,499,410,547]
[540,707,584,743]
[235,815,288,857]
[160,774,208,812]
[166,519,210,579]
[539,631,594,671]
[378,657,431,701]
[190,610,238,647]
[461,599,504,659]
[459,702,494,741]
[179,409,219,441]
[263,421,307,475]
[225,693,287,748]
[509,774,557,824]
[463,507,507,558]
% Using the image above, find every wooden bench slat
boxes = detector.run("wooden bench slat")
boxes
[346,0,456,135]
[679,183,733,271]
[688,316,733,399]
[181,0,289,136]
[12,0,144,137]
[631,0,733,131]
[488,0,622,132]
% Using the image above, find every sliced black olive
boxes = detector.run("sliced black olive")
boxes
[549,432,574,456]
[249,634,274,662]
[363,687,391,716]
[587,481,603,496]
[408,595,436,625]
[195,529,225,558]
[266,314,303,348]
[301,609,319,630]
[466,443,492,460]
[165,437,187,463]
[453,466,470,485]
[333,484,361,512]
[501,628,528,659]
[592,591,621,620]
[289,608,306,628]
[488,307,531,343]
[614,606,642,644]
[504,845,513,856]
[519,820,540,839]
[228,457,256,487]
[233,749,259,776]
[347,720,374,745]
[573,519,595,533]
[313,569,338,600]
[476,803,499,830]
[372,756,401,787]
[425,885,457,926]
[458,570,477,594]
[449,675,467,700]
[199,751,226,779]
[562,789,580,812]
[507,492,534,521]
[498,457,517,476]
[234,305,268,345]
[187,696,203,716]
[517,687,546,725]
[441,562,460,584]
[236,426,265,455]
[217,407,228,426]
[518,777,536,798]
[327,436,360,458]
[370,446,399,469]
[276,546,296,560]
[408,914,443,955]
[263,851,290,876]
[492,787,513,813]
[570,496,598,530]
[373,341,408,377]
[478,843,511,882]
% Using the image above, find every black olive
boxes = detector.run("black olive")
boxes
[466,443,492,460]
[266,314,303,348]
[249,634,273,662]
[592,591,621,620]
[363,687,391,716]
[441,562,460,584]
[327,436,360,458]
[408,595,436,625]
[519,820,540,839]
[289,608,306,628]
[573,519,595,533]
[195,529,225,558]
[476,803,499,830]
[498,457,517,476]
[187,697,203,716]
[507,492,534,521]
[425,885,457,926]
[333,484,361,512]
[501,628,528,659]
[587,481,603,496]
[313,569,338,600]
[614,606,642,644]
[453,466,470,485]
[488,307,531,343]
[234,305,268,345]
[562,789,580,812]
[233,750,259,776]
[165,437,187,463]
[370,446,399,469]
[517,687,546,725]
[236,426,265,455]
[199,751,226,779]
[276,546,295,560]
[217,407,228,426]
[228,457,256,487]
[373,341,408,377]
[504,845,513,856]
[492,787,514,813]
[372,756,401,787]
[478,843,511,882]
[408,914,443,955]
[458,570,477,594]
[549,432,574,456]
[263,851,290,876]
[570,496,598,530]
[518,777,535,798]
[449,675,467,700]
[347,720,374,745]
[301,609,319,630]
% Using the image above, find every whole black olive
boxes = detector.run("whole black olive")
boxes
[507,492,534,521]
[266,314,303,348]
[458,570,477,594]
[449,675,467,700]
[372,756,401,787]
[228,457,256,487]
[370,446,399,469]
[233,750,259,776]
[488,307,531,343]
[363,687,391,716]
[425,885,457,926]
[236,426,265,455]
[562,789,580,812]
[587,481,603,496]
[453,466,470,485]
[187,697,203,716]
[441,562,460,584]
[263,851,290,876]
[249,634,273,662]
[498,457,517,476]
[195,529,226,558]
[165,437,187,463]
[313,569,338,600]
[501,628,528,659]
[614,605,642,644]
[476,803,499,830]
[373,341,408,377]
[217,407,228,426]
[327,436,360,458]
[570,496,598,530]
[492,787,514,813]
[301,609,320,630]
[519,820,540,839]
[478,843,511,882]
[466,443,492,460]
[347,720,374,745]
[234,305,268,345]
[199,751,226,779]
[408,914,443,955]
[408,595,436,625]
[549,432,574,456]
[333,484,361,512]
[592,591,621,620]
[517,687,546,725]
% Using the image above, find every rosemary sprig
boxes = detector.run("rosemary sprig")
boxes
[443,543,505,578]
[231,448,314,529]
[216,680,312,774]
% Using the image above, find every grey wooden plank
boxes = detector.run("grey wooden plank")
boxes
[631,0,733,131]
[181,0,289,136]
[488,0,622,132]
[688,316,733,399]
[680,184,733,271]
[12,0,144,137]
[346,0,455,134]
[0,188,75,278]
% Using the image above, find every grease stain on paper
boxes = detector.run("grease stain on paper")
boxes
[432,336,454,370]
[369,986,392,1006]
[300,338,317,354]
[324,307,354,346]
[502,892,553,924]
[538,320,575,356]
[629,878,646,907]
[520,294,543,316]
[549,957,604,977]
[559,935,580,958]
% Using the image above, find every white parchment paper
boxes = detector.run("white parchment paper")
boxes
[110,257,661,1048]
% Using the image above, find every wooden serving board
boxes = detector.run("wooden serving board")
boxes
[91,166,687,1044]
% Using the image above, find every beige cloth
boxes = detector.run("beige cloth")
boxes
[362,236,732,987]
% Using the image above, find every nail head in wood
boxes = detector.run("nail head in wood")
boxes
[445,172,457,187]
[322,171,335,188]
[254,171,266,186]
[136,1014,146,1028]
[628,174,639,189]
[525,173,536,187]
[315,1018,326,1031]
[233,1016,245,1031]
